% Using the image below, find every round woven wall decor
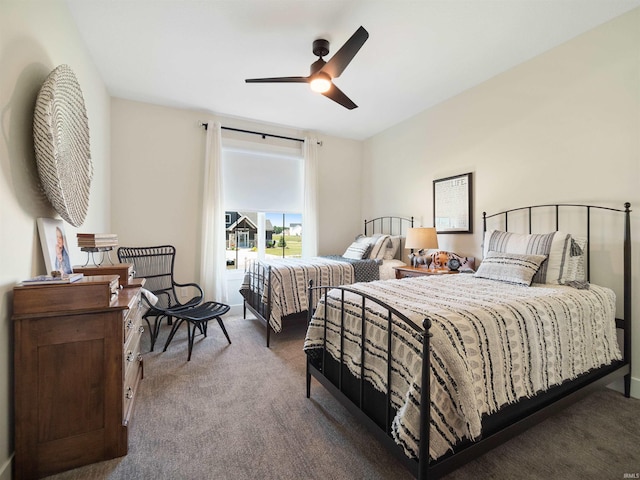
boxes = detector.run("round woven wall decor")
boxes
[33,64,92,227]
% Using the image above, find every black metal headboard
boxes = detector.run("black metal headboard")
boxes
[364,216,414,236]
[482,203,631,282]
[364,216,414,261]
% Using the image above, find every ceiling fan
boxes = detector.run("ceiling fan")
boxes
[245,26,369,110]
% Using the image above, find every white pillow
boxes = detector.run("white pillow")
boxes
[483,229,571,284]
[369,235,391,260]
[475,251,547,286]
[343,242,371,260]
[383,235,401,260]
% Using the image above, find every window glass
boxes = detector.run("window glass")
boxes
[225,212,303,270]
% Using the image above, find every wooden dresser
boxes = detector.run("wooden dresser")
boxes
[12,276,145,479]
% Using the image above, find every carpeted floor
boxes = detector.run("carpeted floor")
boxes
[44,314,639,480]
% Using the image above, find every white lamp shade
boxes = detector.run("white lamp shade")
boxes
[405,227,439,250]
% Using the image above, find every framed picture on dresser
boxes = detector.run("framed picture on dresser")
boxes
[433,172,473,234]
[36,217,73,275]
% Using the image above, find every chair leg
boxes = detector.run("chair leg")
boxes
[143,318,154,350]
[196,320,208,337]
[150,315,165,352]
[217,317,231,344]
[161,312,230,361]
[187,321,195,361]
[163,318,185,352]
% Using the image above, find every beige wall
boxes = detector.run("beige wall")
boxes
[363,8,640,397]
[111,98,363,291]
[0,0,112,477]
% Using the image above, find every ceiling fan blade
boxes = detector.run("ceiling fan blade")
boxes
[321,26,369,79]
[322,83,357,110]
[245,76,309,83]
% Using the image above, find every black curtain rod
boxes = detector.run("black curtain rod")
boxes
[201,123,321,145]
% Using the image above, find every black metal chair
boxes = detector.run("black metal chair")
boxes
[117,245,231,359]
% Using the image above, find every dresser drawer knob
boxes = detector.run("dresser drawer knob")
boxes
[138,326,145,334]
[137,353,143,362]
[125,387,134,400]
[126,351,134,362]
[126,319,134,330]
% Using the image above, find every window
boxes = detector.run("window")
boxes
[225,211,303,269]
[222,142,304,270]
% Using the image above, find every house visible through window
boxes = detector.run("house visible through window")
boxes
[225,212,302,269]
[221,144,304,270]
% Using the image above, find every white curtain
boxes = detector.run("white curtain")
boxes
[302,137,319,257]
[200,121,228,302]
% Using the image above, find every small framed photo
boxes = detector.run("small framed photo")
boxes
[433,172,473,234]
[36,218,73,274]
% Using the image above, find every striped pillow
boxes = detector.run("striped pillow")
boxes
[343,242,371,260]
[475,251,547,286]
[483,230,571,284]
[368,235,391,260]
[564,236,588,282]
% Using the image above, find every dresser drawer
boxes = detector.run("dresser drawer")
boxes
[123,291,143,344]
[121,286,145,426]
[123,328,143,425]
[123,363,142,426]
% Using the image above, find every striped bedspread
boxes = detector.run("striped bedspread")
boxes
[241,257,356,332]
[303,274,621,461]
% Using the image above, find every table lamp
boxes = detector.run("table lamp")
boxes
[405,227,438,267]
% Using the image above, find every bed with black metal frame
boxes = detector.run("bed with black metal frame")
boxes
[304,203,632,479]
[241,216,414,346]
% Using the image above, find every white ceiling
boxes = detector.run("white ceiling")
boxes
[66,0,640,140]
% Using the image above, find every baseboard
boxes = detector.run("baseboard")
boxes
[607,374,640,399]
[631,375,640,399]
[0,453,13,480]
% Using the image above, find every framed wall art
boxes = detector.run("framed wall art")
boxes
[433,172,473,234]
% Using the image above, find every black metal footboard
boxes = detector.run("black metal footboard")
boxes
[241,260,274,346]
[305,280,631,479]
[305,280,430,478]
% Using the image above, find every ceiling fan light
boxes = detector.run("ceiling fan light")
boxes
[310,75,331,93]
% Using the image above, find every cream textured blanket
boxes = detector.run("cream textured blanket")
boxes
[304,274,621,461]
[245,257,355,332]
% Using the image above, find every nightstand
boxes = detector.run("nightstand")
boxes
[394,265,460,279]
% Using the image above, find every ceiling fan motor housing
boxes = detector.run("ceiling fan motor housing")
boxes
[312,39,330,58]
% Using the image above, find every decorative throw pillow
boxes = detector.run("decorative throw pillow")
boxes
[355,234,372,244]
[563,236,588,282]
[475,251,547,286]
[383,235,402,260]
[483,230,571,284]
[343,242,371,260]
[369,235,391,260]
